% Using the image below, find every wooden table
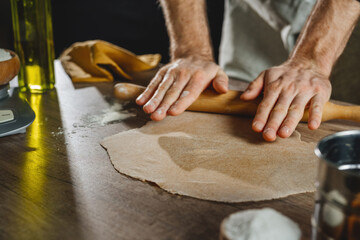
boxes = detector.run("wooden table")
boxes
[1,61,359,240]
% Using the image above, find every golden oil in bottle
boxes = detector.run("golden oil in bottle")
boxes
[10,0,55,93]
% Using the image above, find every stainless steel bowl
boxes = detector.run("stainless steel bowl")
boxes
[313,130,360,240]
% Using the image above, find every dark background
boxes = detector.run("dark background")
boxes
[1,0,359,103]
[0,0,224,63]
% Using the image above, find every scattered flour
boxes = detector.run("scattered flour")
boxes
[100,111,132,125]
[0,49,11,62]
[221,208,301,240]
[80,102,136,127]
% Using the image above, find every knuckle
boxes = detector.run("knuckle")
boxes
[279,93,293,103]
[247,82,256,90]
[249,80,260,89]
[283,117,298,127]
[148,80,159,89]
[287,83,297,93]
[258,101,272,110]
[313,85,322,93]
[161,78,175,89]
[185,93,197,102]
[158,103,169,111]
[192,70,206,82]
[267,81,281,92]
[310,78,326,92]
[150,74,162,84]
[178,68,188,77]
[149,97,160,106]
[255,109,267,119]
[170,100,180,109]
[264,67,282,81]
[178,71,190,83]
[216,73,228,83]
[166,87,179,97]
[167,68,177,76]
[272,105,287,113]
[311,104,323,114]
[289,110,303,120]
[255,107,269,118]
[154,68,167,79]
[309,77,317,86]
[157,67,168,75]
[142,88,153,97]
[157,82,168,91]
[312,103,322,109]
[185,90,201,103]
[171,99,187,111]
[190,78,206,89]
[297,83,309,93]
[266,70,279,80]
[289,104,303,112]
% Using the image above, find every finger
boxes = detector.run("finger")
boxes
[150,71,191,121]
[167,71,207,116]
[136,68,167,105]
[240,71,265,100]
[143,72,175,114]
[278,95,310,138]
[251,87,280,133]
[308,94,326,130]
[262,94,295,142]
[212,69,229,94]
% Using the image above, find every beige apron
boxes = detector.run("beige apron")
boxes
[219,0,316,82]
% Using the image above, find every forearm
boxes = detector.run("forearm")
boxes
[159,0,213,61]
[289,0,360,77]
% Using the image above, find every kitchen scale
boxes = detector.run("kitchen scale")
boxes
[0,83,35,137]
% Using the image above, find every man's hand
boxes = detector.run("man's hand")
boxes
[137,0,226,121]
[136,56,228,121]
[241,60,331,142]
[240,0,359,142]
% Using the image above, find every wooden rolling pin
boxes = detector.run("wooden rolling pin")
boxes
[114,83,360,123]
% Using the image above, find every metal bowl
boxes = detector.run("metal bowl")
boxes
[313,130,360,240]
[316,130,360,176]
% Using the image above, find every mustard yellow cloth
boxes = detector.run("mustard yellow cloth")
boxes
[59,40,161,82]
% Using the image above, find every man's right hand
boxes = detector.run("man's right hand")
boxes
[136,56,228,121]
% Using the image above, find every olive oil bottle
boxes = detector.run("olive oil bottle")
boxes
[10,0,55,93]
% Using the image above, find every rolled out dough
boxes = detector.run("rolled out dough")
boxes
[101,112,318,202]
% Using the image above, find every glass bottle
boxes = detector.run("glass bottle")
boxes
[10,0,55,93]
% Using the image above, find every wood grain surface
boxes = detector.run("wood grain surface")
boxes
[0,61,359,240]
